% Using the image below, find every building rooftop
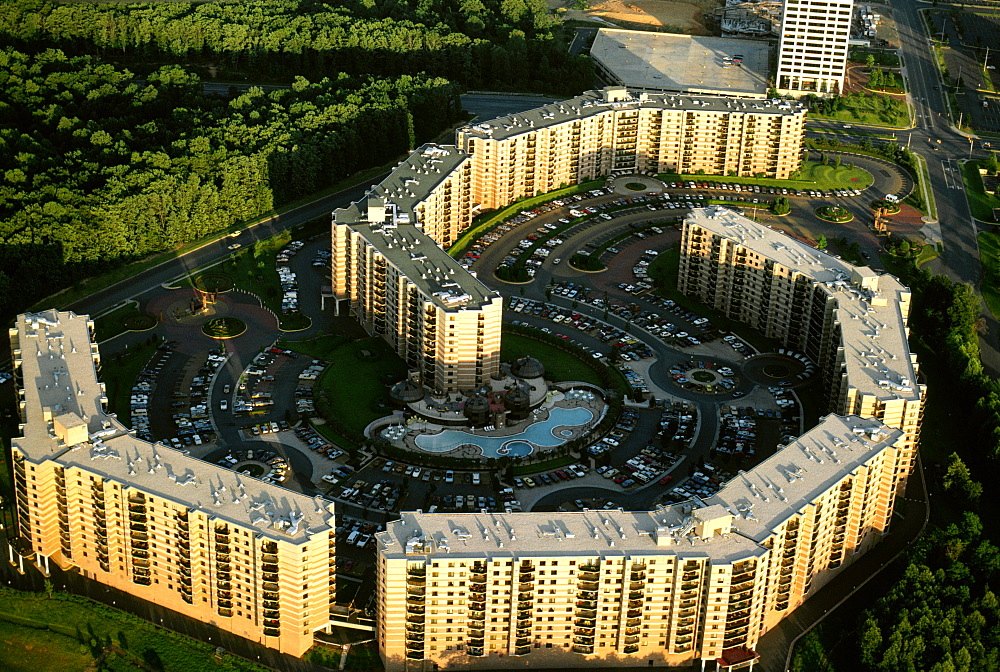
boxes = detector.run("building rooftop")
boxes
[686,207,921,402]
[342,144,469,226]
[458,88,805,142]
[334,143,499,312]
[378,504,765,564]
[377,414,896,562]
[590,29,771,98]
[350,222,499,311]
[708,414,902,542]
[11,310,335,543]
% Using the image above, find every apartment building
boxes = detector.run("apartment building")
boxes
[331,145,502,392]
[776,0,854,96]
[678,207,924,488]
[456,87,807,211]
[8,310,337,657]
[375,414,904,670]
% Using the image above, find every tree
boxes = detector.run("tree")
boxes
[858,615,882,666]
[984,152,1000,175]
[942,452,983,501]
[816,235,827,249]
[866,53,876,70]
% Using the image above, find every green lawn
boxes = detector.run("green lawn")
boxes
[658,160,872,192]
[960,160,1000,221]
[0,589,268,672]
[93,303,144,343]
[313,336,408,438]
[500,332,606,386]
[977,231,1000,317]
[915,243,941,267]
[279,333,351,360]
[99,340,160,425]
[0,619,98,672]
[807,93,909,128]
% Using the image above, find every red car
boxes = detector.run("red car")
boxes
[659,475,674,486]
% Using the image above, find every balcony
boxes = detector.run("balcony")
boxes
[572,645,594,654]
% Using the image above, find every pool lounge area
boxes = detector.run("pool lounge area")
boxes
[410,406,596,459]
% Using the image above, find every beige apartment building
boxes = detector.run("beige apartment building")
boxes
[331,145,503,392]
[456,87,807,211]
[678,207,924,488]
[9,310,337,657]
[375,414,904,670]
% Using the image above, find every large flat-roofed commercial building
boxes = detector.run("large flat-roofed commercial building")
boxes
[8,310,338,657]
[777,0,854,96]
[332,145,502,392]
[456,87,806,211]
[678,207,924,487]
[375,414,904,670]
[590,29,770,98]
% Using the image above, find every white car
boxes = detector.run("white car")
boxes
[219,399,228,411]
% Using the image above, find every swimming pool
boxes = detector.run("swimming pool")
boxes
[414,406,595,458]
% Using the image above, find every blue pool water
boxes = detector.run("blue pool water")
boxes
[414,406,595,458]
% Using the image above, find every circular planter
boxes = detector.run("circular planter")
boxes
[625,182,647,191]
[123,314,157,332]
[202,317,247,339]
[193,273,234,293]
[815,206,854,223]
[237,463,265,478]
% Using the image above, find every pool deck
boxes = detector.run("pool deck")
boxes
[392,392,607,459]
[405,374,548,422]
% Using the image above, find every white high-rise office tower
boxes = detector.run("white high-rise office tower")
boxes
[776,0,854,96]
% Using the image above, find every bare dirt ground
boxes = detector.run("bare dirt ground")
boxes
[552,0,719,35]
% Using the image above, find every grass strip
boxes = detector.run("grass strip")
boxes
[448,180,604,259]
[961,160,1000,221]
[977,231,1000,317]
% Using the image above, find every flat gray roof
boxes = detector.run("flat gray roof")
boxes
[377,416,895,563]
[686,207,921,402]
[335,143,499,312]
[459,88,805,142]
[709,414,902,542]
[350,144,469,223]
[590,29,770,98]
[351,221,499,311]
[11,310,335,543]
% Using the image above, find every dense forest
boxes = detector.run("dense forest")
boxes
[0,48,463,317]
[0,0,593,92]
